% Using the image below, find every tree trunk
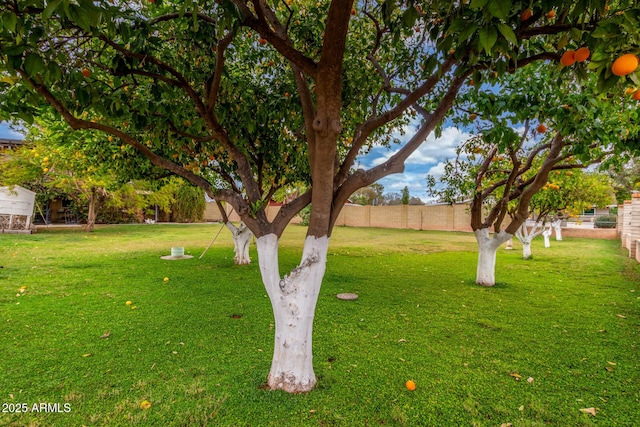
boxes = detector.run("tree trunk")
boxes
[256,234,329,393]
[553,219,563,241]
[474,228,512,287]
[505,238,513,250]
[515,222,545,260]
[225,222,252,265]
[543,227,552,248]
[84,189,97,232]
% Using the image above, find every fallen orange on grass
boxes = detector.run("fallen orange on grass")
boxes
[140,400,152,410]
[405,380,416,391]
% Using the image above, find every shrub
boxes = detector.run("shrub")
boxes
[171,183,205,222]
[298,205,311,226]
[594,215,617,228]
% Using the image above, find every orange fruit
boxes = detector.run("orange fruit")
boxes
[546,10,556,19]
[574,47,590,62]
[351,8,356,15]
[405,380,416,391]
[258,38,267,45]
[560,50,576,67]
[624,87,637,95]
[611,54,639,76]
[521,9,533,21]
[469,113,477,121]
[537,123,547,133]
[633,91,640,101]
[81,68,91,78]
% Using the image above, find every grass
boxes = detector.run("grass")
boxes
[0,224,638,426]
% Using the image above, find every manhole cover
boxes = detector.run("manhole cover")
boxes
[336,293,358,300]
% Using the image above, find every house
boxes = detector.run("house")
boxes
[0,185,36,233]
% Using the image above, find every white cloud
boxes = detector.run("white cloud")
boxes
[358,125,473,201]
[366,126,471,167]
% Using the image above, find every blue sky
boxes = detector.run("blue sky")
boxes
[0,121,24,139]
[356,124,471,201]
[0,120,468,202]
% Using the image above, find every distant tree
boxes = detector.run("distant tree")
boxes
[401,186,410,205]
[607,158,640,202]
[383,192,402,206]
[409,196,424,206]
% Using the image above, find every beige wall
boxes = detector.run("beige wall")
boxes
[204,202,622,240]
[205,202,472,231]
[204,203,302,224]
[333,204,473,232]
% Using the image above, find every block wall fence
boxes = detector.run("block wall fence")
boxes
[205,202,619,240]
[618,193,640,262]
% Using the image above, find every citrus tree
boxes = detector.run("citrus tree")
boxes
[430,63,639,284]
[1,0,640,392]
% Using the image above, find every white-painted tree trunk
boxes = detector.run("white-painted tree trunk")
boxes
[225,222,252,265]
[505,238,513,250]
[474,229,513,287]
[543,226,552,248]
[522,242,532,259]
[256,234,329,393]
[553,219,563,241]
[515,222,545,260]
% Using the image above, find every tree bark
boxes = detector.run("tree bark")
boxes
[225,222,252,265]
[256,234,329,393]
[84,188,98,232]
[474,228,512,286]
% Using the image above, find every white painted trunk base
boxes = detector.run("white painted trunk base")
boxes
[553,220,563,241]
[226,222,252,265]
[256,234,329,393]
[475,229,512,287]
[543,227,552,248]
[515,222,545,260]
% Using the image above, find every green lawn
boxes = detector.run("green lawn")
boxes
[1,224,638,426]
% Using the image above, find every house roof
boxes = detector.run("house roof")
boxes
[0,138,25,150]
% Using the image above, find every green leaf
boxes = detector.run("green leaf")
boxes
[487,0,511,20]
[479,26,498,54]
[23,53,44,77]
[43,0,63,20]
[2,12,17,32]
[470,0,490,10]
[497,23,517,45]
[458,23,478,43]
[401,7,419,29]
[570,28,583,42]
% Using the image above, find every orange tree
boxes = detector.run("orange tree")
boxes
[1,0,640,392]
[429,63,639,285]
